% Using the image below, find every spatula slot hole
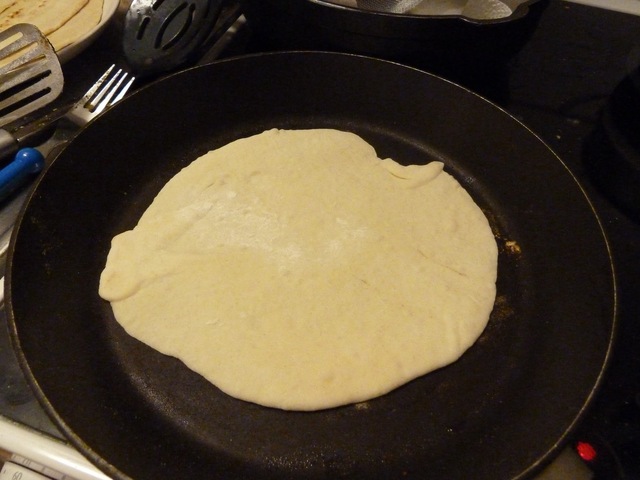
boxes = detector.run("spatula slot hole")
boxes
[137,16,151,40]
[0,69,51,100]
[155,2,195,51]
[0,32,23,54]
[0,86,51,120]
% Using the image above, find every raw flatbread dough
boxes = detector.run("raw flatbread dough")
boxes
[99,129,498,411]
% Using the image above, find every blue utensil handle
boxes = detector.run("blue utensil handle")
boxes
[0,147,45,201]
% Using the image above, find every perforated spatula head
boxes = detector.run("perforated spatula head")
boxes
[0,23,63,126]
[356,0,425,13]
[122,0,224,78]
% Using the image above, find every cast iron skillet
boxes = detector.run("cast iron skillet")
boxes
[6,52,615,480]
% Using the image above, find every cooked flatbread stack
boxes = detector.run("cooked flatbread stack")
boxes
[0,0,104,54]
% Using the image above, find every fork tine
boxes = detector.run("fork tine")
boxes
[92,70,128,114]
[64,65,134,126]
[79,64,115,104]
[112,76,135,104]
[89,68,122,109]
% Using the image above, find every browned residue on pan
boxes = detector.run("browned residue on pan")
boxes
[503,239,522,256]
[491,294,515,322]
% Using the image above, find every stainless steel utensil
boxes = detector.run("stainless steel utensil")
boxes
[0,23,63,126]
[0,64,134,203]
[122,0,232,78]
[356,0,424,13]
[0,103,67,164]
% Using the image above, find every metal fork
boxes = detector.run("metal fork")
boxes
[40,64,135,155]
[0,65,135,201]
[64,64,135,126]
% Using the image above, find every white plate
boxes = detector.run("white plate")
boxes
[57,0,120,63]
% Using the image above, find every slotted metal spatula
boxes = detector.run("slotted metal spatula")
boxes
[356,0,425,13]
[122,0,228,78]
[0,23,63,125]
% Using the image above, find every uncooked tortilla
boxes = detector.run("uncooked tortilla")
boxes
[99,128,498,411]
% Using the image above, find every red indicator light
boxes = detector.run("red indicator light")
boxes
[576,441,597,462]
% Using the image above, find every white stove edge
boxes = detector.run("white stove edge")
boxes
[0,415,109,480]
[0,412,594,480]
[563,0,640,15]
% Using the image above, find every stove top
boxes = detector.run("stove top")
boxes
[1,1,639,479]
[0,312,63,441]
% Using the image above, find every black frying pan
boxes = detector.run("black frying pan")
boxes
[6,52,616,480]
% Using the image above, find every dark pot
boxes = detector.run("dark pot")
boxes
[240,0,549,70]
